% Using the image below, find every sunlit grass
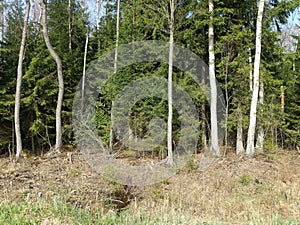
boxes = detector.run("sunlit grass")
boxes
[0,200,298,225]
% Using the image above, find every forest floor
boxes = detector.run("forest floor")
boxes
[0,148,300,224]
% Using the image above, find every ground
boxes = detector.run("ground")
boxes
[0,149,299,224]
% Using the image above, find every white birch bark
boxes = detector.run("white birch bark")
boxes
[166,0,175,166]
[201,104,208,151]
[280,85,285,112]
[208,0,219,156]
[40,0,64,152]
[0,0,4,42]
[246,0,265,156]
[96,0,100,31]
[96,0,102,49]
[224,57,229,153]
[80,0,85,10]
[249,48,253,91]
[81,28,89,109]
[236,102,245,154]
[109,0,120,152]
[114,0,120,74]
[256,80,264,151]
[15,0,30,160]
[68,0,72,50]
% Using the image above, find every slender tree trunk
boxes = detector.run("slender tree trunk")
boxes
[12,113,15,156]
[249,48,253,91]
[224,56,229,154]
[80,0,85,10]
[105,0,109,26]
[280,85,285,112]
[166,0,175,166]
[208,0,219,156]
[15,0,30,160]
[201,104,208,151]
[81,28,89,109]
[256,80,264,151]
[236,102,245,154]
[40,0,64,152]
[96,0,100,49]
[0,0,4,42]
[96,0,100,31]
[246,0,265,156]
[109,0,120,152]
[68,0,72,51]
[114,0,120,74]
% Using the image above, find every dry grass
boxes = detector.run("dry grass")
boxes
[132,151,300,224]
[0,149,299,224]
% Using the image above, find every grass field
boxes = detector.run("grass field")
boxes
[0,149,299,224]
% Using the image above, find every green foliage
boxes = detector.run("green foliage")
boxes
[0,0,299,155]
[240,173,253,186]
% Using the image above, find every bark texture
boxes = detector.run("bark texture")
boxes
[40,0,64,152]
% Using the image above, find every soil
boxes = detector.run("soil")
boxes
[0,149,300,223]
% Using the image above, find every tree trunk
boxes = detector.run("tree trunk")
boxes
[236,102,245,154]
[256,80,264,151]
[201,104,208,151]
[109,0,120,152]
[114,0,120,74]
[40,0,64,152]
[280,85,285,112]
[208,0,219,156]
[0,0,4,42]
[81,28,89,109]
[166,0,175,166]
[68,0,72,51]
[224,56,229,154]
[249,48,253,91]
[246,0,265,156]
[109,101,115,152]
[80,0,85,10]
[96,0,100,31]
[15,0,30,160]
[96,0,102,49]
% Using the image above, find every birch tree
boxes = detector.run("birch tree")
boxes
[166,0,175,165]
[236,102,244,154]
[109,0,120,152]
[208,0,219,156]
[81,28,89,109]
[249,48,253,91]
[68,0,72,51]
[0,0,4,42]
[15,0,30,160]
[255,80,264,151]
[40,0,64,152]
[114,0,120,74]
[246,0,265,156]
[96,0,102,49]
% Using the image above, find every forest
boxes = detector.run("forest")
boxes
[0,0,299,158]
[0,0,300,223]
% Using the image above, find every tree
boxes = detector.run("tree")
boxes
[15,0,30,159]
[40,0,64,152]
[68,0,72,51]
[255,79,264,151]
[166,0,175,165]
[0,0,28,153]
[109,0,120,152]
[208,0,219,156]
[82,28,89,109]
[0,0,4,42]
[246,0,265,156]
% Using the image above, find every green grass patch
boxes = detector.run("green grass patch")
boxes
[0,200,210,224]
[0,199,299,224]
